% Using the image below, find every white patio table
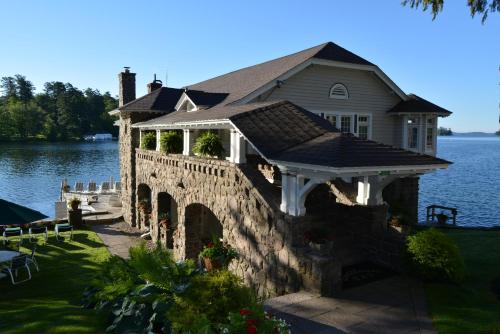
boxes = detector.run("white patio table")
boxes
[0,250,20,264]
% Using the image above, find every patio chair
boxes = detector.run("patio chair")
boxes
[115,182,121,192]
[2,227,23,246]
[1,255,31,285]
[26,244,39,272]
[100,182,110,193]
[55,223,73,241]
[74,182,84,192]
[88,181,97,193]
[29,225,48,243]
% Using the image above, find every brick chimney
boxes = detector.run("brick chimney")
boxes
[118,67,136,107]
[147,74,163,93]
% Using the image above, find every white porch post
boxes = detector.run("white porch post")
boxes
[230,129,246,164]
[280,173,290,213]
[183,129,194,156]
[156,129,161,152]
[402,116,408,149]
[356,175,397,206]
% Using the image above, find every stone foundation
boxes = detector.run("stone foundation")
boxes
[121,150,409,298]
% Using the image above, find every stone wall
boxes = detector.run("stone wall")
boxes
[132,150,407,298]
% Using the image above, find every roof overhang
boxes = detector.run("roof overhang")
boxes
[388,112,451,118]
[269,159,450,178]
[235,58,408,105]
[109,109,120,116]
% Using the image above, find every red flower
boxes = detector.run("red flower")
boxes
[246,325,257,334]
[207,242,214,248]
[246,318,257,326]
[239,308,251,316]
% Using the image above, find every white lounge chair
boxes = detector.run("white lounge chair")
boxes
[3,227,23,246]
[74,182,84,192]
[88,182,97,193]
[29,225,48,243]
[100,182,110,193]
[55,223,73,241]
[115,182,121,192]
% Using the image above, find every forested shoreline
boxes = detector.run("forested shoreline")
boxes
[0,75,118,142]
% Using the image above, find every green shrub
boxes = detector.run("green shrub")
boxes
[159,131,182,154]
[168,270,257,332]
[406,228,465,284]
[140,131,156,150]
[192,131,225,158]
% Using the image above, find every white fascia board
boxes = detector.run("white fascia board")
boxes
[134,119,233,130]
[108,109,120,116]
[233,58,408,105]
[174,92,198,111]
[389,112,451,118]
[268,159,449,177]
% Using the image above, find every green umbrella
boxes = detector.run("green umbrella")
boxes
[0,198,48,226]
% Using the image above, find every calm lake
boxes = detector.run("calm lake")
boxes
[0,137,499,227]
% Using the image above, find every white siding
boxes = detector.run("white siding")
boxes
[261,65,402,146]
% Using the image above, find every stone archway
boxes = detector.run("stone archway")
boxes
[184,203,223,260]
[157,192,178,248]
[137,183,152,229]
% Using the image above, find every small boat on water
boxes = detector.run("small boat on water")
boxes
[84,133,114,141]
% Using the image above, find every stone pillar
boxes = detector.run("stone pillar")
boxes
[183,129,194,156]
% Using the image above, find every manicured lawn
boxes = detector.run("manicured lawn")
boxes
[0,229,110,334]
[425,229,500,334]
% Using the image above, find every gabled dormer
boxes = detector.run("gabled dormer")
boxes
[175,90,228,112]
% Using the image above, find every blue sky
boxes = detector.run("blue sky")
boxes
[0,1,499,132]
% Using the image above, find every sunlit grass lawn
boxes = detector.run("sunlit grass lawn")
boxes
[425,230,500,334]
[0,229,110,334]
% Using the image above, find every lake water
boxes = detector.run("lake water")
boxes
[0,142,119,217]
[0,137,499,227]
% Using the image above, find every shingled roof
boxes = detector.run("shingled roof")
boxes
[186,42,375,105]
[387,94,452,116]
[119,87,184,113]
[135,100,450,169]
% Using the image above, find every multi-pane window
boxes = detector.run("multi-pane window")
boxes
[426,117,435,150]
[340,116,351,133]
[357,116,369,140]
[318,113,371,139]
[326,115,336,128]
[407,117,420,149]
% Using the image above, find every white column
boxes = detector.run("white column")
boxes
[183,129,194,156]
[420,115,427,153]
[288,174,298,216]
[280,173,289,213]
[356,176,370,205]
[356,175,396,206]
[230,129,246,164]
[156,130,161,152]
[402,116,408,149]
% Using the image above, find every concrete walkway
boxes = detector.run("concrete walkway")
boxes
[91,221,143,258]
[264,276,435,334]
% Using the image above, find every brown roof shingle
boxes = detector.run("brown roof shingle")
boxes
[119,87,184,112]
[387,94,452,116]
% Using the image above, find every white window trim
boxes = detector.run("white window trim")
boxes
[312,110,373,140]
[175,93,198,112]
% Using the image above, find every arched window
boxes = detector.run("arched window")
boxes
[329,83,349,100]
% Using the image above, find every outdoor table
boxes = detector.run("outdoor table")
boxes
[0,250,20,264]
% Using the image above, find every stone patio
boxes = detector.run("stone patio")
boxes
[91,221,143,258]
[264,276,435,334]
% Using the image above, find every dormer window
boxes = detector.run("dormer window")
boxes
[329,83,349,100]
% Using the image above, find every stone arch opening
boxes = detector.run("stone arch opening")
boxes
[157,192,178,249]
[184,203,223,260]
[137,183,152,229]
[304,183,338,216]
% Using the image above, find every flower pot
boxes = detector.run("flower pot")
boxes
[70,202,80,211]
[203,257,222,271]
[436,214,448,225]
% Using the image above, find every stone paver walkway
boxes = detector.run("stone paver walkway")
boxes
[264,276,435,334]
[91,221,143,258]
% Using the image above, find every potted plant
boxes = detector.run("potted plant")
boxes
[158,212,170,228]
[68,197,81,211]
[199,238,238,271]
[160,131,183,154]
[304,228,334,255]
[192,131,225,158]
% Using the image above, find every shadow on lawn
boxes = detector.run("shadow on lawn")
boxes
[0,229,109,334]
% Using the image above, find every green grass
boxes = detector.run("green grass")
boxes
[425,229,500,334]
[0,229,110,334]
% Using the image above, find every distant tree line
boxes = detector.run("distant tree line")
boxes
[438,127,453,136]
[496,129,500,136]
[0,75,118,141]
